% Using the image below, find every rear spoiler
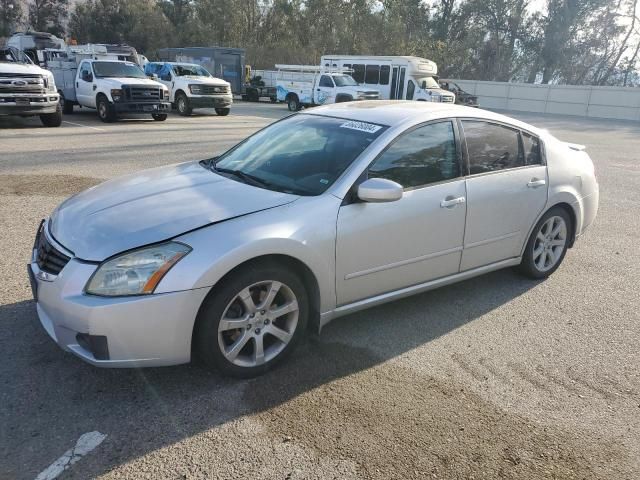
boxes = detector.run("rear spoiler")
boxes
[566,142,586,151]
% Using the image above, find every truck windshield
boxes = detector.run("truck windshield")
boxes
[211,114,387,196]
[0,48,32,64]
[333,75,359,86]
[93,62,147,79]
[417,77,440,89]
[173,64,211,77]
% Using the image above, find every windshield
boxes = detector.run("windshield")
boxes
[417,76,440,89]
[173,64,211,77]
[0,48,32,64]
[333,75,359,86]
[212,114,387,195]
[93,62,147,79]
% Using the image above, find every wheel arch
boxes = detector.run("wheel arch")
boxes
[335,93,353,103]
[191,253,322,354]
[285,92,299,102]
[520,200,579,257]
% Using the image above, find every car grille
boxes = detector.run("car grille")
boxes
[35,225,70,275]
[441,96,455,103]
[201,85,230,95]
[0,74,46,94]
[123,85,161,101]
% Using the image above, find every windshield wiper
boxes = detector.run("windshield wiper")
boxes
[213,166,271,188]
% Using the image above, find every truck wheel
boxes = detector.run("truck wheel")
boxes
[176,92,192,116]
[59,92,74,114]
[287,95,300,112]
[152,113,168,121]
[215,108,230,116]
[97,95,116,123]
[40,104,62,128]
[270,96,277,103]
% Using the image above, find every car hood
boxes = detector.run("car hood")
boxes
[0,62,48,75]
[99,77,164,88]
[180,76,229,86]
[50,162,298,261]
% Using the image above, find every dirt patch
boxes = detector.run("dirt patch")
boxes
[245,341,632,479]
[0,174,101,197]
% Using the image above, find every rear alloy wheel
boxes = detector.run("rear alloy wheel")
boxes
[60,92,74,114]
[287,96,300,112]
[518,207,572,279]
[195,263,308,377]
[176,93,192,116]
[215,108,230,116]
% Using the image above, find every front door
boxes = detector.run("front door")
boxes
[460,121,548,270]
[316,75,335,104]
[336,120,467,305]
[389,66,406,100]
[76,61,95,107]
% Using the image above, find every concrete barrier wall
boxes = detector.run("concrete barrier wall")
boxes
[450,80,640,121]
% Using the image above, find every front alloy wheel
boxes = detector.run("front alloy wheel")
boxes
[195,262,308,377]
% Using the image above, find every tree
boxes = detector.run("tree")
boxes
[1,0,22,38]
[28,0,68,36]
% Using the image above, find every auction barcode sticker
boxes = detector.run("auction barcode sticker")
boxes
[340,121,382,133]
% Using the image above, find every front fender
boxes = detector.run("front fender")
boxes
[156,196,341,314]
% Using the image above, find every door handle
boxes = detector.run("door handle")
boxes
[440,196,466,208]
[316,88,321,91]
[527,178,546,188]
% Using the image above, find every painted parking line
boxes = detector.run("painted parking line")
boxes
[62,120,106,132]
[34,431,107,480]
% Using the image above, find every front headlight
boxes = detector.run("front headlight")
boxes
[86,242,191,296]
[162,88,170,99]
[111,89,123,102]
[46,74,56,93]
[189,84,202,94]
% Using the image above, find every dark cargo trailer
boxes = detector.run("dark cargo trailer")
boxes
[157,47,245,94]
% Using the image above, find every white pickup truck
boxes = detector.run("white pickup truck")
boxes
[0,47,61,127]
[145,62,233,116]
[276,65,379,111]
[48,55,171,122]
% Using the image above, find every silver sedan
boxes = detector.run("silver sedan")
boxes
[29,101,599,377]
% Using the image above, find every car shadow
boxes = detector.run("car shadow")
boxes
[0,267,541,479]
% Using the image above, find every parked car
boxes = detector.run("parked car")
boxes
[29,102,599,377]
[145,61,232,116]
[276,64,379,111]
[439,79,479,107]
[0,47,61,127]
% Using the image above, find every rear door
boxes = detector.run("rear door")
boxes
[460,120,548,270]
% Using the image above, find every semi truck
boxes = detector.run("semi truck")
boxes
[320,55,455,103]
[46,44,170,122]
[145,61,232,116]
[0,47,61,127]
[275,64,380,111]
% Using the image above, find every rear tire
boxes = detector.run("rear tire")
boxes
[60,92,74,114]
[518,207,572,279]
[97,95,116,123]
[152,113,167,121]
[194,261,308,378]
[176,92,192,116]
[40,104,62,127]
[215,107,230,116]
[287,95,300,112]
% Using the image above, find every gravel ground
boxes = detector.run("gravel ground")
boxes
[0,103,638,480]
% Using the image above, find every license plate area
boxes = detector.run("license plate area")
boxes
[15,98,30,105]
[143,105,158,112]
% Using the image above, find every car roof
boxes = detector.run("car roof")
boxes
[304,101,544,134]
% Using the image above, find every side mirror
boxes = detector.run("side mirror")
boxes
[357,178,403,203]
[421,80,427,90]
[82,71,93,82]
[152,74,159,80]
[161,74,171,81]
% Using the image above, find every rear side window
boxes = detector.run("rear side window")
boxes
[462,121,523,174]
[365,65,380,84]
[369,121,459,189]
[379,65,390,85]
[522,132,542,165]
[352,64,365,83]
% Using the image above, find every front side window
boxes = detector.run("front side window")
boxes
[462,121,524,174]
[406,80,415,100]
[368,121,459,189]
[213,114,387,196]
[365,65,380,84]
[319,75,334,87]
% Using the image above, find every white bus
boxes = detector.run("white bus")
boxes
[320,55,455,103]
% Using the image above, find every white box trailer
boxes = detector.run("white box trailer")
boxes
[320,55,455,103]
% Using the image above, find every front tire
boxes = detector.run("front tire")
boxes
[152,113,167,121]
[215,107,230,116]
[97,95,116,123]
[518,207,572,279]
[176,92,192,116]
[195,262,308,378]
[40,104,62,127]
